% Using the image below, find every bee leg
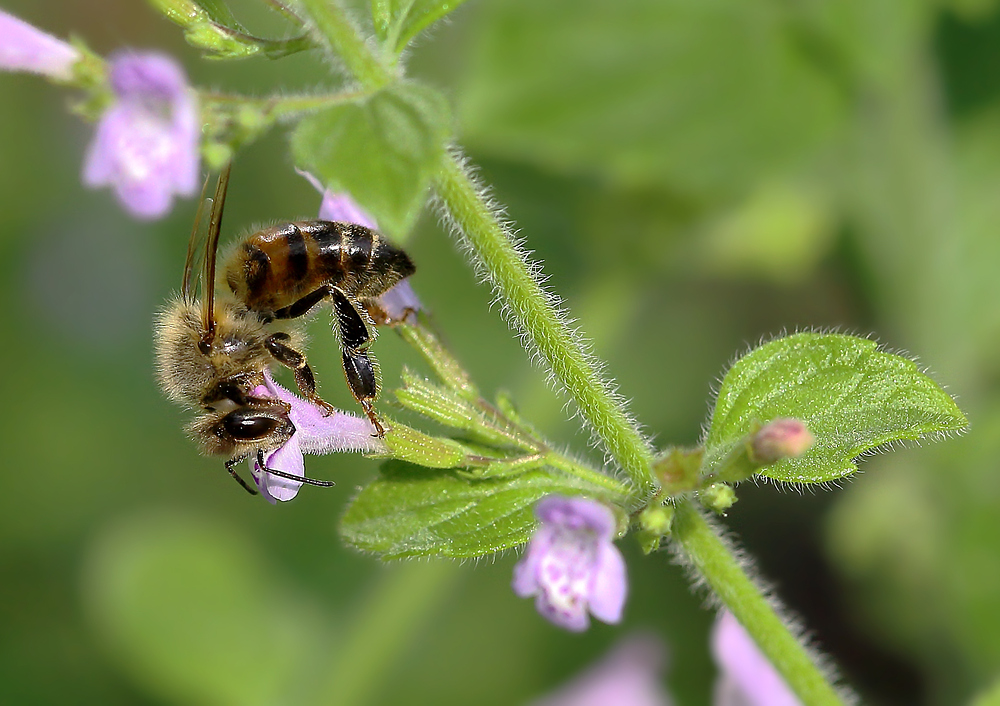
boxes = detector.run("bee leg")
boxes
[363,300,418,327]
[341,348,386,437]
[272,286,331,320]
[361,400,386,437]
[331,287,376,351]
[225,458,259,496]
[265,333,338,416]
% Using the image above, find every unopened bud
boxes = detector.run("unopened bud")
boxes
[635,503,674,554]
[699,483,736,514]
[750,418,814,464]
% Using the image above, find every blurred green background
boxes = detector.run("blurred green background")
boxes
[2,0,1000,704]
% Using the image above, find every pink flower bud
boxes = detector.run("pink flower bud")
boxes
[750,418,814,464]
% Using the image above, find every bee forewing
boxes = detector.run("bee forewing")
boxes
[182,174,213,305]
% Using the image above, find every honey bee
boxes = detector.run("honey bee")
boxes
[156,164,342,494]
[155,164,413,494]
[221,182,415,436]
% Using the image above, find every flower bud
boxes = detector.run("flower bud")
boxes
[699,483,737,514]
[749,418,814,464]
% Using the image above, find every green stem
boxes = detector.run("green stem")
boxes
[298,0,393,90]
[295,0,656,499]
[201,89,370,121]
[313,562,459,706]
[434,154,657,501]
[672,499,847,706]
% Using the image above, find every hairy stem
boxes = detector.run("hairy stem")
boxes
[295,0,657,500]
[298,0,393,90]
[672,499,849,706]
[434,154,657,500]
[201,89,371,121]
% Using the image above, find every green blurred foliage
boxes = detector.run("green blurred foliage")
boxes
[2,0,1000,705]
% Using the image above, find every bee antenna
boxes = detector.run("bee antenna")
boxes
[200,161,232,350]
[264,467,336,488]
[255,449,335,487]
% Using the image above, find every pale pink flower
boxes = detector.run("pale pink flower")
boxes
[249,371,385,503]
[0,9,79,80]
[712,611,802,706]
[529,634,671,706]
[83,52,199,219]
[513,496,627,632]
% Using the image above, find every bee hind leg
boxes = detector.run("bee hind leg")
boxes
[341,348,386,437]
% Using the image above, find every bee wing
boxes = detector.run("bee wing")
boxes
[200,162,232,340]
[182,173,213,305]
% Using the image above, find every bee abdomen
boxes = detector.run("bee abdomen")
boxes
[228,220,414,313]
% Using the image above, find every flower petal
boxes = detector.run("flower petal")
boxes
[376,278,421,324]
[512,526,554,597]
[536,592,590,633]
[587,541,627,625]
[711,611,801,706]
[260,371,385,454]
[297,169,378,228]
[0,10,79,80]
[536,495,615,539]
[109,51,187,98]
[252,434,304,503]
[529,634,671,706]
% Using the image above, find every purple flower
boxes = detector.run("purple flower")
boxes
[0,9,79,80]
[298,169,421,324]
[82,52,199,220]
[248,371,386,504]
[513,495,627,632]
[712,610,802,706]
[529,634,672,706]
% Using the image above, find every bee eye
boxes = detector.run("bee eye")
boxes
[222,409,281,440]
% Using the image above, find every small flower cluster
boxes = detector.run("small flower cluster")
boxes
[0,9,199,219]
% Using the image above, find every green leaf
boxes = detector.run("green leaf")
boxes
[341,461,611,558]
[395,369,527,448]
[149,0,313,59]
[291,82,451,237]
[372,0,473,54]
[379,422,477,468]
[704,333,968,483]
[458,0,845,196]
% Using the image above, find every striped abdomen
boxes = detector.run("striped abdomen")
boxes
[225,220,415,315]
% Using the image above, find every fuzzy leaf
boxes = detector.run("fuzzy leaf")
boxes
[341,461,610,558]
[704,333,968,483]
[372,0,473,54]
[291,82,451,237]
